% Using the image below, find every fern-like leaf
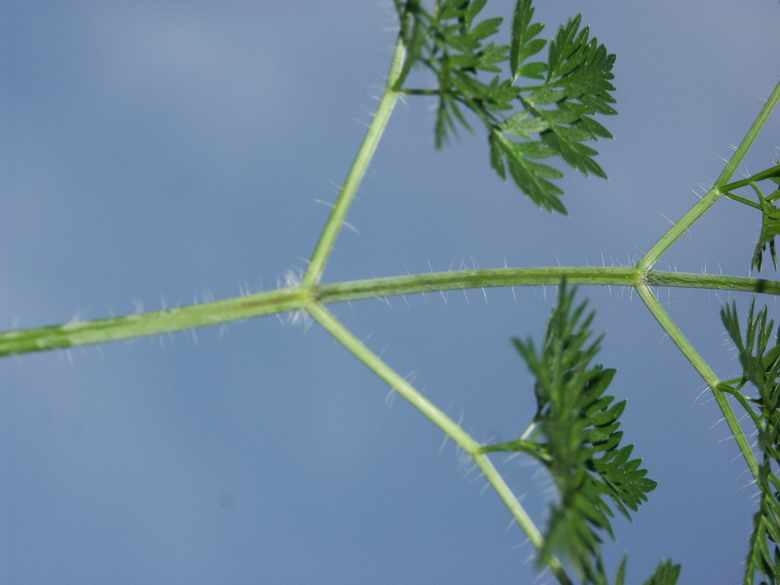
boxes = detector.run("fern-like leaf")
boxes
[753,192,780,272]
[494,5,617,213]
[721,299,780,585]
[641,559,682,585]
[503,282,656,580]
[720,163,780,272]
[394,0,617,214]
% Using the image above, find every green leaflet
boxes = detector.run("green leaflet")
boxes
[641,560,682,585]
[753,192,780,272]
[720,163,780,272]
[394,0,617,214]
[750,165,780,273]
[510,0,546,80]
[721,299,780,585]
[569,554,681,585]
[490,282,656,581]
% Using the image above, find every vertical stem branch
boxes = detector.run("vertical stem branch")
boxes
[712,79,780,190]
[301,38,407,289]
[638,79,780,272]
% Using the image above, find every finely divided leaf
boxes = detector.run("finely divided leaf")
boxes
[507,282,656,580]
[510,0,547,80]
[490,131,565,213]
[752,196,780,272]
[641,560,682,585]
[718,164,780,272]
[395,0,617,215]
[721,299,780,585]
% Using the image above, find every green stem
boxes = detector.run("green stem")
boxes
[307,301,481,450]
[637,186,723,273]
[721,191,762,210]
[721,163,780,192]
[643,270,780,294]
[306,302,573,585]
[635,281,760,482]
[0,287,310,356]
[638,79,780,272]
[712,80,780,190]
[3,268,779,357]
[316,268,780,304]
[301,38,407,290]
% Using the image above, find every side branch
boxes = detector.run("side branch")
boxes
[301,38,407,289]
[638,79,780,271]
[635,282,760,483]
[306,302,574,585]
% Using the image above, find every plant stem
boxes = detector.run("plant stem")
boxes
[713,80,780,190]
[636,188,723,273]
[638,78,780,272]
[301,38,407,290]
[0,287,310,356]
[3,268,779,357]
[635,282,760,482]
[306,302,573,585]
[721,163,780,192]
[316,268,780,304]
[308,302,481,450]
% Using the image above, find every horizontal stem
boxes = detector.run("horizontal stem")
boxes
[644,271,780,294]
[2,267,778,357]
[317,268,780,303]
[317,267,640,302]
[0,288,310,356]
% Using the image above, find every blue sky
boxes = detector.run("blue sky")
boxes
[2,1,779,583]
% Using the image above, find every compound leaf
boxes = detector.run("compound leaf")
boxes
[721,299,780,585]
[395,0,617,215]
[641,560,682,585]
[753,197,780,272]
[503,282,656,580]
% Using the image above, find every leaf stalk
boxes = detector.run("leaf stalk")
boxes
[635,282,760,482]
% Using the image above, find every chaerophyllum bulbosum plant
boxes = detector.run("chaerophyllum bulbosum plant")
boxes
[4,1,780,583]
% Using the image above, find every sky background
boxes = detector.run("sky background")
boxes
[2,1,780,583]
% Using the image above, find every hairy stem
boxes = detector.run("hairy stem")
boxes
[635,282,760,481]
[3,268,779,357]
[0,287,310,357]
[638,78,780,272]
[307,302,573,585]
[301,38,407,289]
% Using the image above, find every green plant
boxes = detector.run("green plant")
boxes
[4,1,780,583]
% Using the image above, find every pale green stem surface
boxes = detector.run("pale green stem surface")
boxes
[0,287,310,356]
[635,282,760,481]
[301,38,406,290]
[307,302,573,585]
[632,79,780,486]
[638,78,780,272]
[3,268,779,357]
